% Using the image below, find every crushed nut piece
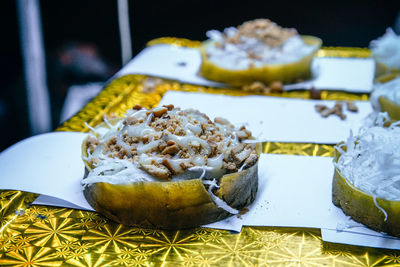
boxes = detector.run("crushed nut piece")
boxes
[158,140,167,151]
[162,144,179,155]
[132,104,142,110]
[141,163,170,179]
[162,104,174,110]
[333,102,346,120]
[179,161,194,170]
[242,81,269,93]
[141,135,149,144]
[233,149,252,165]
[224,161,237,172]
[315,104,328,113]
[315,101,353,120]
[244,153,259,166]
[231,144,244,154]
[167,140,176,146]
[310,88,321,99]
[269,81,283,93]
[320,108,335,118]
[162,158,176,175]
[236,128,252,140]
[214,117,230,125]
[346,101,358,112]
[153,107,168,117]
[124,117,139,125]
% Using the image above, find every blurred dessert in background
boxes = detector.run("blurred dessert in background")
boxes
[370,28,400,81]
[199,19,322,87]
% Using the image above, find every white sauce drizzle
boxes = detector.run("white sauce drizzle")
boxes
[203,179,239,215]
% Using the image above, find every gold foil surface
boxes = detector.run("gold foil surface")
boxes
[1,40,399,266]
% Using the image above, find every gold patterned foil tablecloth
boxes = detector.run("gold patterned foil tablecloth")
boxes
[1,43,399,266]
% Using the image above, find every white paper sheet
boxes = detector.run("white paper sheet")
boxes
[241,154,345,229]
[158,91,372,144]
[116,44,374,92]
[0,132,92,211]
[311,58,374,92]
[117,44,224,87]
[34,194,93,211]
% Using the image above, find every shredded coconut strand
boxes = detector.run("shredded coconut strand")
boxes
[334,113,400,220]
[238,163,247,172]
[199,166,207,180]
[81,157,157,187]
[103,116,113,128]
[203,179,239,215]
[373,196,388,221]
[84,122,100,135]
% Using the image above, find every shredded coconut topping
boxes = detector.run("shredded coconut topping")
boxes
[205,18,317,69]
[370,76,400,111]
[370,28,400,69]
[334,113,400,205]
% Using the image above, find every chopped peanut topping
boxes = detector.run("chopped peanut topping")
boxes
[229,19,297,47]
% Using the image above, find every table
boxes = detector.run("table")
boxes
[0,39,399,266]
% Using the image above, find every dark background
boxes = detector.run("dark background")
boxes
[1,0,399,151]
